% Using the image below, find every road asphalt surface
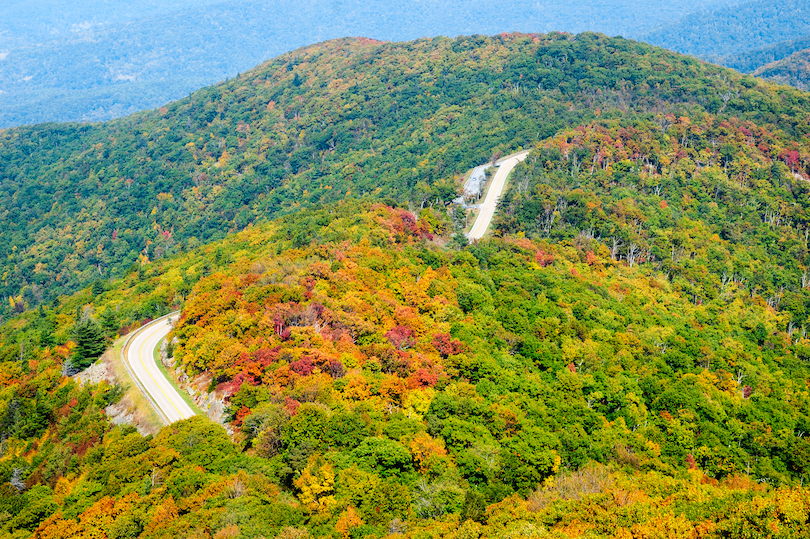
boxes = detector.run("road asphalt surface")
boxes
[125,315,195,424]
[466,151,530,241]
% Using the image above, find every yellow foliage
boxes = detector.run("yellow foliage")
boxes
[34,494,139,539]
[294,455,337,514]
[628,512,693,538]
[342,373,370,401]
[336,466,379,505]
[275,527,311,539]
[403,387,435,417]
[645,440,661,457]
[213,525,240,539]
[335,506,364,539]
[612,488,649,507]
[614,528,633,539]
[32,515,81,539]
[692,521,718,538]
[53,475,79,505]
[454,519,484,539]
[145,495,179,534]
[559,519,592,538]
[756,487,810,524]
[409,431,448,472]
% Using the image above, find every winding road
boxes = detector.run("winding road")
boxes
[466,150,530,241]
[120,152,529,422]
[123,314,195,424]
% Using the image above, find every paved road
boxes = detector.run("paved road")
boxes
[125,315,195,424]
[466,150,530,241]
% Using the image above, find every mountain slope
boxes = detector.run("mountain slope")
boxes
[721,34,810,73]
[2,200,810,537]
[3,32,810,315]
[6,27,810,539]
[754,48,810,90]
[644,0,810,59]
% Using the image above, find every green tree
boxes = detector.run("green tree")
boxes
[71,318,107,369]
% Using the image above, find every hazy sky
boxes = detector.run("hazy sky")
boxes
[0,0,743,46]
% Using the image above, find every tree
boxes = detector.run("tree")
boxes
[71,318,107,370]
[460,490,488,523]
[409,431,448,473]
[294,455,337,514]
[352,438,413,478]
[335,506,364,539]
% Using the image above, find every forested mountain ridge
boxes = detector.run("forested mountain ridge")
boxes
[643,0,810,59]
[4,32,810,537]
[3,32,810,317]
[641,0,810,90]
[721,34,810,74]
[754,49,810,91]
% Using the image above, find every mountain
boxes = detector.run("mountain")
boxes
[4,32,810,538]
[643,0,810,59]
[0,0,222,44]
[721,34,810,73]
[754,48,810,90]
[0,0,738,127]
[3,32,810,315]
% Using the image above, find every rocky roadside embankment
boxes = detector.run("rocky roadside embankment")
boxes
[160,338,233,435]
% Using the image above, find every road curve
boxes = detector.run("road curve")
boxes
[466,151,530,241]
[124,315,195,424]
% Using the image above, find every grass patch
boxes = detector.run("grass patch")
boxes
[463,206,482,235]
[153,337,206,416]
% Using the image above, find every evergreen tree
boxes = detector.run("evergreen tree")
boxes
[90,280,106,297]
[97,308,118,339]
[71,318,107,370]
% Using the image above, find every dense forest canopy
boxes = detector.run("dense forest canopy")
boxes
[721,34,810,74]
[2,200,810,537]
[3,32,810,317]
[643,0,810,59]
[754,49,810,91]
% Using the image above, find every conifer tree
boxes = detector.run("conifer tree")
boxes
[71,318,107,370]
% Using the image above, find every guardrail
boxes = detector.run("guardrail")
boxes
[119,310,180,426]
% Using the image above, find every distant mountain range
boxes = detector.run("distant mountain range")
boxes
[642,0,810,88]
[721,34,810,73]
[642,0,810,59]
[0,0,744,127]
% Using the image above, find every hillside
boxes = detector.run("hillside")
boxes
[4,32,810,536]
[721,34,810,73]
[644,0,810,59]
[754,49,810,90]
[3,32,810,315]
[0,0,736,127]
[2,197,810,537]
